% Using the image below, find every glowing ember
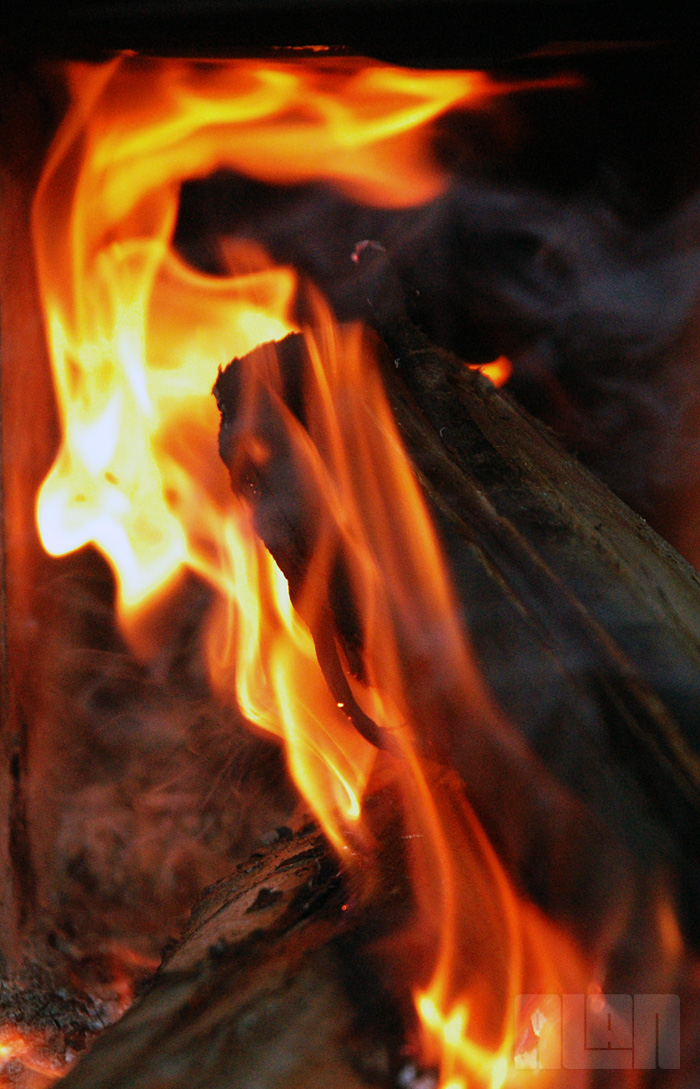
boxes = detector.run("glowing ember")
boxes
[32,54,603,1087]
[469,357,512,388]
[0,1025,73,1082]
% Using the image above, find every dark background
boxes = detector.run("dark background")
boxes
[3,0,700,64]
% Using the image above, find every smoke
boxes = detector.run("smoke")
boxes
[25,545,294,1001]
[171,72,700,965]
[18,40,700,1043]
[174,160,700,569]
[173,44,700,566]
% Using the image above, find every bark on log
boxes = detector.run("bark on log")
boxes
[58,262,700,1089]
[360,261,700,822]
[54,807,414,1089]
[214,287,700,946]
[368,310,700,930]
[47,802,700,1089]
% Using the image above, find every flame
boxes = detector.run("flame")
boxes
[470,356,512,388]
[33,55,496,615]
[32,55,631,1087]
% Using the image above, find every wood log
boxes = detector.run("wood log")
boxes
[47,799,700,1089]
[367,309,700,934]
[51,309,700,1087]
[54,806,418,1089]
[214,279,700,947]
[356,253,700,827]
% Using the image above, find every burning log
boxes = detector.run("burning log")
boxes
[359,259,700,823]
[45,802,699,1089]
[52,808,415,1089]
[11,53,700,1087]
[213,281,700,948]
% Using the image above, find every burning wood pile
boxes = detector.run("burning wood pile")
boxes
[2,45,700,1088]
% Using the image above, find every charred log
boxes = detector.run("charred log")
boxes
[54,809,415,1089]
[356,254,700,822]
[49,800,700,1089]
[370,309,700,932]
[214,299,700,947]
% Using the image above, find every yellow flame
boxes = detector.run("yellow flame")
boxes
[33,55,602,1088]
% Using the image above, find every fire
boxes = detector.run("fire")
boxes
[32,54,609,1087]
[0,1025,71,1081]
[470,356,512,387]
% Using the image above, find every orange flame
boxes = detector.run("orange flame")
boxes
[470,356,513,387]
[32,55,494,614]
[31,55,622,1087]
